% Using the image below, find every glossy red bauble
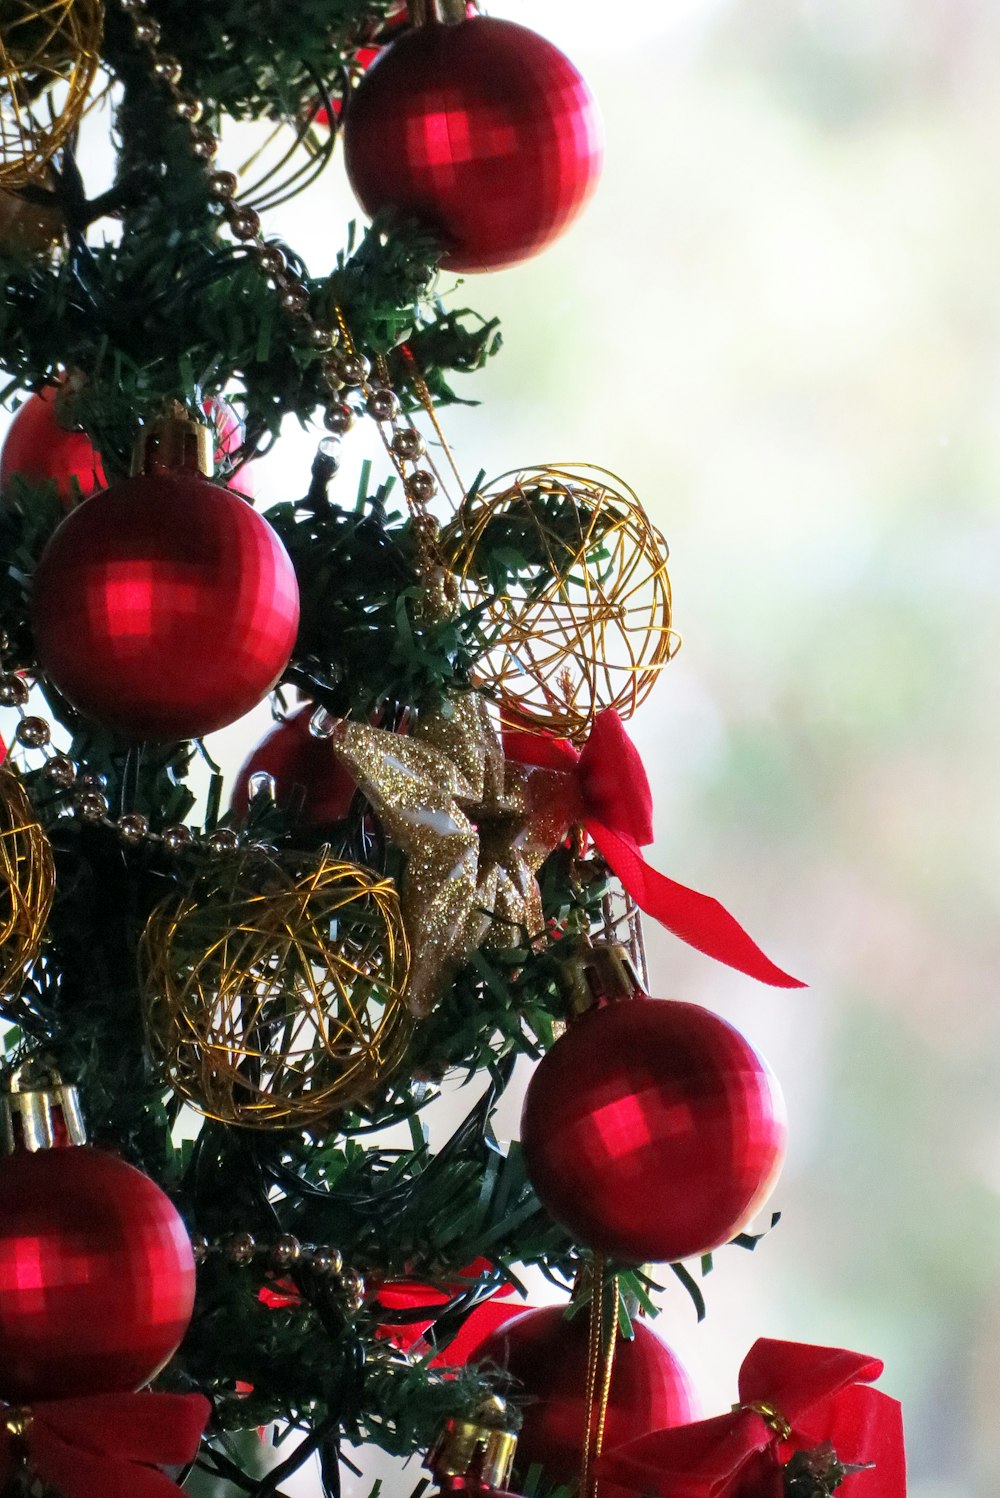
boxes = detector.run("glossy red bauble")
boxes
[231,704,356,828]
[521,998,787,1264]
[467,1306,697,1498]
[343,16,602,273]
[31,472,300,740]
[0,388,255,505]
[0,1146,196,1401]
[0,385,106,502]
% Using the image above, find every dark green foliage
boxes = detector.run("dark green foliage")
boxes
[0,434,717,1490]
[103,0,396,124]
[0,11,722,1498]
[785,1445,865,1495]
[268,485,480,719]
[448,480,616,593]
[0,17,500,475]
[0,475,64,668]
[0,215,492,480]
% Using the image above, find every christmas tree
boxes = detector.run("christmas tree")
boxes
[0,4,905,1498]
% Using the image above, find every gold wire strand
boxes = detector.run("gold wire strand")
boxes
[373,347,458,508]
[0,769,56,1016]
[446,464,680,741]
[400,347,465,498]
[234,118,288,186]
[0,0,103,188]
[141,850,412,1129]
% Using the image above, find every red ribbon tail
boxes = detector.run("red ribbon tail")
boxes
[590,825,805,989]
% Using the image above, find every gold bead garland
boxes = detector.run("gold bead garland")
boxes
[193,1232,366,1312]
[0,765,55,1010]
[113,0,450,548]
[0,0,103,189]
[141,849,412,1129]
[0,653,275,857]
[447,464,679,741]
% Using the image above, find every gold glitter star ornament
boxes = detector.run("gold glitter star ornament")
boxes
[331,695,567,1017]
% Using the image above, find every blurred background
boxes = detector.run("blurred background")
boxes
[6,0,1000,1493]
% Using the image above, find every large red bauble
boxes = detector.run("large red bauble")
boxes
[466,1306,697,1498]
[0,388,255,505]
[0,1146,196,1401]
[342,16,603,273]
[521,998,787,1264]
[231,704,356,828]
[31,472,300,740]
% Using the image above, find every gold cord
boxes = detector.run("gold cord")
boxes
[579,1257,605,1498]
[400,345,466,496]
[580,1260,620,1498]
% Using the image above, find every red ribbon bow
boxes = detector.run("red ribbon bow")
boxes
[504,711,804,989]
[0,1391,211,1498]
[592,1338,905,1497]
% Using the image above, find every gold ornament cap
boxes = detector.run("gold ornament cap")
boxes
[0,1059,87,1155]
[427,1395,520,1490]
[558,938,643,1017]
[131,403,214,479]
[407,0,468,26]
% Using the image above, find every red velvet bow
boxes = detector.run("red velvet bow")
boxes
[592,1338,905,1497]
[0,1391,211,1498]
[504,711,804,989]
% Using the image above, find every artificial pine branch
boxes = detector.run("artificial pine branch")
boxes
[0,6,704,1493]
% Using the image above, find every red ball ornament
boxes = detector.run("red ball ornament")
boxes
[0,388,255,506]
[232,704,357,828]
[466,1306,698,1498]
[0,1078,196,1402]
[521,997,787,1264]
[342,16,603,273]
[31,441,299,740]
[0,384,106,502]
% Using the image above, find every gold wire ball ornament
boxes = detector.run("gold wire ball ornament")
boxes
[447,464,679,741]
[0,766,56,1009]
[141,851,412,1130]
[0,0,104,190]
